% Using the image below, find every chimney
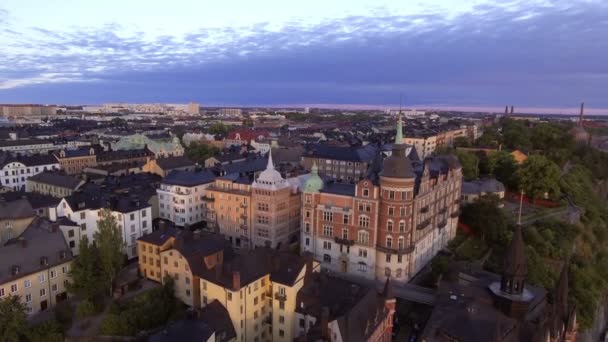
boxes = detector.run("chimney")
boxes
[232,271,241,291]
[579,102,585,127]
[321,306,330,340]
[510,106,514,115]
[504,106,508,115]
[18,237,27,248]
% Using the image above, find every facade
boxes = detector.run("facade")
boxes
[112,134,184,158]
[0,218,72,316]
[157,170,216,227]
[301,144,379,183]
[53,147,97,175]
[0,153,60,191]
[0,198,36,244]
[26,171,85,198]
[251,152,302,249]
[55,193,153,258]
[301,116,462,285]
[0,104,58,117]
[218,108,243,117]
[403,135,437,159]
[96,148,154,166]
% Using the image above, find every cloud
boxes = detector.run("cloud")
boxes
[0,1,607,107]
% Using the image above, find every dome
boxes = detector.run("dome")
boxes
[252,150,289,191]
[304,162,324,193]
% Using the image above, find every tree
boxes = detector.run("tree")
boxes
[67,236,104,301]
[460,195,510,246]
[208,122,229,135]
[455,150,479,181]
[502,119,532,151]
[185,142,220,164]
[475,127,502,148]
[95,209,125,296]
[517,155,561,199]
[0,296,28,342]
[453,136,472,148]
[487,151,519,189]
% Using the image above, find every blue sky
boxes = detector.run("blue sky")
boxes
[0,0,607,108]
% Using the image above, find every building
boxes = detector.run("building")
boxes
[403,134,437,159]
[112,134,184,158]
[0,217,72,316]
[301,144,379,183]
[510,150,528,165]
[0,104,58,117]
[251,152,302,249]
[420,225,577,342]
[0,139,55,154]
[138,228,395,342]
[157,170,216,227]
[0,153,60,190]
[461,178,506,205]
[224,130,269,148]
[55,191,153,258]
[294,273,395,342]
[0,198,36,244]
[96,148,154,166]
[0,191,60,218]
[26,172,85,198]
[301,116,462,284]
[218,108,243,117]
[53,147,97,175]
[143,156,196,177]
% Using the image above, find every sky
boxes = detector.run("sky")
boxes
[0,0,607,110]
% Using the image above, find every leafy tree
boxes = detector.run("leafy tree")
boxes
[475,127,502,148]
[460,195,510,246]
[185,142,219,164]
[67,236,104,301]
[208,122,229,135]
[28,319,64,342]
[0,296,28,342]
[517,155,561,199]
[95,209,125,296]
[487,151,519,189]
[76,299,96,319]
[242,118,254,127]
[453,136,472,148]
[455,150,479,181]
[502,119,532,151]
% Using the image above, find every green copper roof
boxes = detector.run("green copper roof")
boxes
[304,162,324,193]
[395,113,404,144]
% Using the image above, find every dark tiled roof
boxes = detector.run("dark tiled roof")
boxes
[0,217,72,284]
[0,191,60,210]
[96,148,153,162]
[307,144,378,162]
[0,153,57,168]
[64,190,151,213]
[219,157,267,175]
[137,225,180,245]
[197,300,237,342]
[162,170,215,187]
[28,171,83,189]
[320,182,356,196]
[156,156,195,170]
[0,198,35,219]
[0,138,52,147]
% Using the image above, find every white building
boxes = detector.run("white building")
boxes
[157,170,216,227]
[0,154,60,191]
[54,195,152,259]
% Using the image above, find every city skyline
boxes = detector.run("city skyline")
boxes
[1,0,607,107]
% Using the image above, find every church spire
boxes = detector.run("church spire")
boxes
[311,161,318,174]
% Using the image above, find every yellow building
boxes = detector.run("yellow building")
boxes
[137,227,320,342]
[53,147,97,175]
[26,172,84,198]
[0,218,72,315]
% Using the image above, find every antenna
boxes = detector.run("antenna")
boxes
[517,190,524,225]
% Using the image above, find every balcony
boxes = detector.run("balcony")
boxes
[334,237,355,246]
[376,244,414,255]
[417,219,431,230]
[275,292,287,301]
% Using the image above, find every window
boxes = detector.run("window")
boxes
[357,230,369,244]
[38,274,46,283]
[388,207,394,216]
[68,230,74,238]
[130,213,135,220]
[10,284,17,293]
[25,294,32,303]
[323,211,333,222]
[305,238,310,246]
[228,292,233,301]
[279,315,285,323]
[52,284,58,292]
[398,237,405,250]
[323,254,331,263]
[186,277,190,284]
[164,257,168,264]
[257,216,269,224]
[387,220,393,232]
[62,266,69,273]
[342,229,348,240]
[0,288,4,297]
[279,330,285,337]
[323,241,332,250]
[142,210,147,217]
[50,270,57,278]
[323,225,333,237]
[343,215,349,224]
[400,207,406,216]
[24,279,31,288]
[304,222,311,234]
[398,255,403,263]
[40,288,46,297]
[362,189,369,197]
[386,236,393,248]
[358,249,367,258]
[358,262,367,272]
[358,216,369,228]
[300,318,306,328]
[80,212,85,220]
[80,223,86,231]
[399,220,406,232]
[389,190,395,199]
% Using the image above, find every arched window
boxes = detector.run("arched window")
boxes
[399,220,406,232]
[358,215,370,228]
[386,236,393,248]
[398,237,405,250]
[387,220,393,232]
[358,230,369,244]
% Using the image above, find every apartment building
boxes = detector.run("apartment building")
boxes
[0,218,72,316]
[301,144,378,183]
[157,170,216,227]
[53,147,97,175]
[137,227,396,341]
[0,153,60,191]
[0,198,36,244]
[55,192,152,258]
[0,104,58,117]
[26,171,84,198]
[301,117,462,285]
